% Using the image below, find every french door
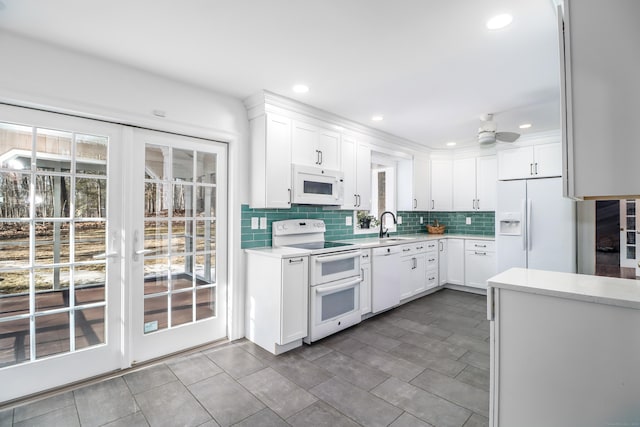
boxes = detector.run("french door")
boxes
[0,105,124,401]
[619,199,640,276]
[0,106,228,402]
[128,129,227,363]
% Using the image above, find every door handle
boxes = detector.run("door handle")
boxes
[439,241,443,251]
[527,199,532,251]
[133,230,155,261]
[93,252,118,260]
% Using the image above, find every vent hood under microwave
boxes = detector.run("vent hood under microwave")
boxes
[291,164,344,206]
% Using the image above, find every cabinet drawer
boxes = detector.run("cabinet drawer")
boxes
[426,254,438,269]
[425,241,438,251]
[425,272,438,288]
[465,239,495,252]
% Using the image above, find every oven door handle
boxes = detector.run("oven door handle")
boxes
[315,251,362,263]
[315,277,362,294]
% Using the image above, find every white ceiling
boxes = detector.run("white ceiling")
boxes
[0,0,561,149]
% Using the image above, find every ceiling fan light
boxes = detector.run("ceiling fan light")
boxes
[487,14,513,30]
[478,131,496,145]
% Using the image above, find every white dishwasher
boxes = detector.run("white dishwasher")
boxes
[372,245,402,313]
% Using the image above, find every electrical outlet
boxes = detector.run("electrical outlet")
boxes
[397,216,402,224]
[345,216,352,226]
[251,217,259,230]
[466,217,472,225]
[259,217,267,229]
[419,216,424,224]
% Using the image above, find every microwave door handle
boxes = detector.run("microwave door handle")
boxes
[315,251,362,263]
[315,277,362,294]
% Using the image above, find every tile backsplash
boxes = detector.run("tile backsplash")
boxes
[241,205,495,249]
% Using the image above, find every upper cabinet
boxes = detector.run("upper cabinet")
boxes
[292,121,340,170]
[398,156,430,211]
[497,143,561,181]
[559,0,640,199]
[430,159,453,211]
[341,134,372,210]
[249,112,292,209]
[453,155,497,211]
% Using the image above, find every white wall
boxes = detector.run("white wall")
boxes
[0,30,250,339]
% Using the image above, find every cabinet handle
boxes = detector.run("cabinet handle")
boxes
[530,163,534,175]
[361,268,365,281]
[354,194,358,207]
[534,162,538,175]
[412,258,417,269]
[475,244,487,248]
[429,258,436,262]
[439,241,443,251]
[413,198,417,209]
[476,199,480,210]
[288,188,291,204]
[357,194,361,207]
[416,246,424,250]
[319,150,323,165]
[431,200,435,210]
[403,248,411,252]
[474,251,487,256]
[428,276,436,281]
[289,258,305,264]
[362,254,369,258]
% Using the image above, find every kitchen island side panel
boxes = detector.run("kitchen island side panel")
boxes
[493,288,640,427]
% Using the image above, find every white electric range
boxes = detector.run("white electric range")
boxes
[272,219,363,342]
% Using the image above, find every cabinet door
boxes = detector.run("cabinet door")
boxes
[360,262,372,315]
[430,159,453,211]
[340,136,357,209]
[497,146,534,180]
[464,251,496,289]
[533,143,562,178]
[453,157,477,211]
[356,143,372,210]
[439,239,448,285]
[413,254,428,295]
[414,156,431,210]
[291,121,319,167]
[265,114,292,208]
[476,156,497,211]
[399,256,415,300]
[281,257,308,344]
[446,239,465,285]
[317,129,340,170]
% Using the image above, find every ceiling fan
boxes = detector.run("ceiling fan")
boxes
[478,113,520,145]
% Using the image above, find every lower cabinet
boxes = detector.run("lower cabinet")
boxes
[438,239,448,285]
[446,238,465,285]
[464,239,496,289]
[400,242,428,300]
[425,240,439,290]
[360,249,372,315]
[246,252,309,354]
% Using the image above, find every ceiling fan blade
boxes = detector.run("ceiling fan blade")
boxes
[496,131,520,143]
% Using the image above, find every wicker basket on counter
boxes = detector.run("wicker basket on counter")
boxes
[426,224,446,234]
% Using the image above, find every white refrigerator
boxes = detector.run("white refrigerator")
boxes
[496,177,576,274]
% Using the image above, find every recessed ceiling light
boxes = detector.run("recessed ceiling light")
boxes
[486,14,513,30]
[519,123,532,129]
[292,84,309,94]
[446,142,457,147]
[371,115,384,122]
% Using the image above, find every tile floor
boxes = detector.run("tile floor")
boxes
[0,289,490,427]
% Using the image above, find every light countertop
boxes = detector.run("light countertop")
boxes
[339,234,494,248]
[244,246,311,258]
[488,268,640,310]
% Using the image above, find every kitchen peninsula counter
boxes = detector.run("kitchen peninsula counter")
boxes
[487,268,640,427]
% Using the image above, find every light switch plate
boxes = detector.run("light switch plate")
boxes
[345,216,352,226]
[420,216,423,224]
[259,217,267,229]
[251,217,259,229]
[397,216,402,224]
[466,217,472,225]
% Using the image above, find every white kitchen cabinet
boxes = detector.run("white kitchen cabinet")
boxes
[559,0,640,199]
[398,156,431,211]
[475,156,497,211]
[453,156,497,211]
[430,159,453,211]
[497,143,561,181]
[360,249,372,315]
[425,240,439,291]
[464,239,496,289]
[292,120,340,170]
[249,113,292,208]
[446,238,464,285]
[399,242,428,300]
[438,239,448,286]
[246,252,309,354]
[341,135,371,210]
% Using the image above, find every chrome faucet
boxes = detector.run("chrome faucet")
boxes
[379,211,397,238]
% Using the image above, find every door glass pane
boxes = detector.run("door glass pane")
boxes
[196,186,216,217]
[627,201,635,216]
[321,287,355,321]
[195,287,215,320]
[0,273,29,317]
[144,257,169,294]
[195,220,214,252]
[195,253,215,284]
[0,173,30,218]
[0,122,32,170]
[172,184,193,217]
[627,216,636,231]
[35,312,70,358]
[35,175,71,218]
[173,148,194,182]
[0,317,30,367]
[35,221,71,264]
[75,178,106,218]
[144,296,167,334]
[145,145,170,180]
[74,265,106,304]
[170,256,191,286]
[1,222,30,267]
[34,267,71,312]
[196,152,216,184]
[321,258,355,276]
[303,180,333,195]
[75,134,107,175]
[75,222,105,262]
[35,128,72,171]
[75,306,105,350]
[144,220,168,254]
[171,290,193,326]
[144,182,169,218]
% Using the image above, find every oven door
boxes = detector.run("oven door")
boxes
[308,276,361,342]
[311,250,361,285]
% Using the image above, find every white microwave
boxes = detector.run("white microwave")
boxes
[292,164,344,205]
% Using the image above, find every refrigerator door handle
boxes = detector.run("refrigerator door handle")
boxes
[527,199,532,251]
[522,199,527,251]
